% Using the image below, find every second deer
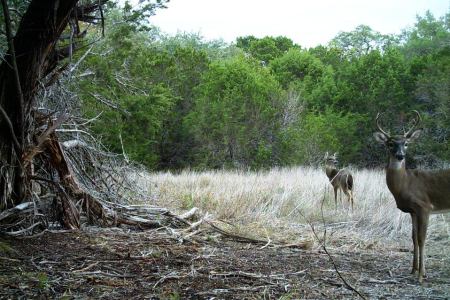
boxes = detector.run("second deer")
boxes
[324,152,354,210]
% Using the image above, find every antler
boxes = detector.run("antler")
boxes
[375,112,390,137]
[404,110,422,137]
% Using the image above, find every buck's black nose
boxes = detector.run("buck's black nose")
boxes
[395,153,404,160]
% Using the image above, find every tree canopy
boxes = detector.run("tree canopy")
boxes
[69,7,450,170]
[0,1,449,231]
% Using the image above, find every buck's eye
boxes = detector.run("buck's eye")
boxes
[404,142,409,147]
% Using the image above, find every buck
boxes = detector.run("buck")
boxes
[374,110,450,283]
[324,152,354,210]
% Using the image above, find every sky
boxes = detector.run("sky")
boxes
[148,0,449,48]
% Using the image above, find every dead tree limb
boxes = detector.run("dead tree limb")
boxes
[296,199,367,300]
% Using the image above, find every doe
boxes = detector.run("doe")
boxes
[324,152,354,210]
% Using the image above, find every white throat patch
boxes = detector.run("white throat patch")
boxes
[389,157,405,169]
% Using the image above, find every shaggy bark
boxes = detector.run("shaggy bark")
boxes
[0,0,79,208]
[0,0,173,232]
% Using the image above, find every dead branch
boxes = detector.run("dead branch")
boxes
[69,45,93,73]
[205,219,311,249]
[88,92,131,115]
[182,217,204,233]
[0,202,34,222]
[22,113,69,165]
[182,228,203,241]
[178,207,199,220]
[62,139,88,149]
[72,270,135,278]
[3,222,44,236]
[297,199,368,300]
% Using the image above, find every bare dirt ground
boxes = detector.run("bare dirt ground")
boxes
[1,227,449,299]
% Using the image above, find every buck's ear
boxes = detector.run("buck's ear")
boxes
[373,132,388,144]
[407,129,422,142]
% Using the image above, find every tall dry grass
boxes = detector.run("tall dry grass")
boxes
[134,167,449,251]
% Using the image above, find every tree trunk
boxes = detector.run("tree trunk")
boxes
[0,0,78,209]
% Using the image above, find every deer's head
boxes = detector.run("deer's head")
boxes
[324,152,338,167]
[373,110,423,162]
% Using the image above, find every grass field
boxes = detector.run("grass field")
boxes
[138,166,449,252]
[2,167,449,299]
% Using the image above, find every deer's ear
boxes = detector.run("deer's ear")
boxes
[407,129,422,142]
[373,132,388,144]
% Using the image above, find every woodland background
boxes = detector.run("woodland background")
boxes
[0,1,449,214]
[73,3,450,170]
[2,2,448,172]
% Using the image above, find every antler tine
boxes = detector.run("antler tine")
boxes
[376,112,390,137]
[404,110,422,137]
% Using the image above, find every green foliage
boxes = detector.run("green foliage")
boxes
[74,8,450,169]
[157,32,243,61]
[333,48,413,115]
[121,0,169,31]
[401,11,450,59]
[249,37,282,63]
[0,0,30,27]
[186,55,283,169]
[412,48,450,163]
[0,0,31,54]
[236,35,298,63]
[236,35,258,50]
[155,43,211,169]
[309,45,345,69]
[270,49,337,109]
[330,25,399,58]
[77,14,177,168]
[36,272,49,290]
[279,108,363,165]
[270,49,326,87]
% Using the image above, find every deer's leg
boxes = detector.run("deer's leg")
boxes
[348,190,354,211]
[417,211,430,283]
[333,186,338,209]
[343,188,350,209]
[410,213,419,275]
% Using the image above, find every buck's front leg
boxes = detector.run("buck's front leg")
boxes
[417,211,430,283]
[410,213,419,275]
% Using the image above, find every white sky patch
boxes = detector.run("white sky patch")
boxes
[147,0,449,48]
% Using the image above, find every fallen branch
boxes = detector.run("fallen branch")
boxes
[4,222,44,236]
[205,219,311,249]
[178,207,199,220]
[153,271,183,288]
[0,202,34,222]
[205,220,269,244]
[72,270,135,278]
[295,198,367,300]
